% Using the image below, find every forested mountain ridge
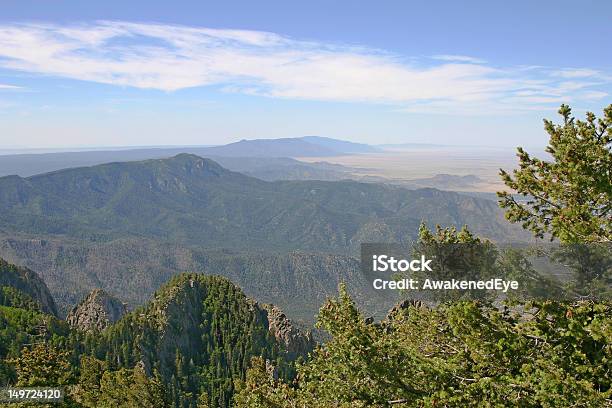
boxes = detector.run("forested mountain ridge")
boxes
[0,257,312,406]
[85,273,313,406]
[0,257,58,316]
[0,257,73,388]
[0,154,526,251]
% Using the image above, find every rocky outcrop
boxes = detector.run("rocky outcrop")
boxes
[0,257,58,316]
[67,289,126,331]
[262,304,315,358]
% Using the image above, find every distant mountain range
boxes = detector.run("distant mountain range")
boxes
[0,136,378,178]
[206,135,378,157]
[300,136,377,154]
[0,137,493,193]
[212,156,354,181]
[0,154,528,320]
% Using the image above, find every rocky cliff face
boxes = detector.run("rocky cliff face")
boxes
[66,289,126,331]
[262,304,315,358]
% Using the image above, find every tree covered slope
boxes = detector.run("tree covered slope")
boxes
[0,257,58,316]
[0,154,526,251]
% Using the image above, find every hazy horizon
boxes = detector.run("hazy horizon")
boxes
[0,136,546,156]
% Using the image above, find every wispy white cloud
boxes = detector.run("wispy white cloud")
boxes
[0,21,608,114]
[0,84,21,89]
[551,68,600,78]
[579,90,608,100]
[431,54,486,64]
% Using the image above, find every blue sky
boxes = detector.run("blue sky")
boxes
[0,0,610,149]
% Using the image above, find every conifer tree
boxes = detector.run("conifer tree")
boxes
[498,104,612,242]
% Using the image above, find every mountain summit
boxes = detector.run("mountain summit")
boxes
[204,136,377,157]
[93,273,312,406]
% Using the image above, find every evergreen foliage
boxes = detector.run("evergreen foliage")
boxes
[0,258,58,316]
[236,286,611,407]
[498,104,612,243]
